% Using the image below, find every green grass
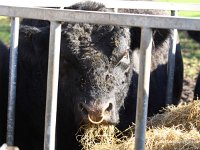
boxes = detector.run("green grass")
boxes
[179,31,200,77]
[158,0,200,3]
[180,31,200,58]
[157,0,200,17]
[0,17,10,46]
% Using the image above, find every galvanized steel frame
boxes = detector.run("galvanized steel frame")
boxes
[166,10,179,105]
[0,2,199,150]
[44,22,61,150]
[6,17,20,147]
[135,28,152,150]
[0,6,200,31]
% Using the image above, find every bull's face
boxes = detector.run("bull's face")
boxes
[59,24,133,125]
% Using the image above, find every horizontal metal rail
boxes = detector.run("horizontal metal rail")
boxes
[0,5,200,31]
[1,1,200,11]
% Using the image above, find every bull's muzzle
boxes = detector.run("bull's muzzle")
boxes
[79,102,113,124]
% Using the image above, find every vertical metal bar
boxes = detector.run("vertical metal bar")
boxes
[7,17,20,146]
[166,10,178,105]
[134,28,152,150]
[44,21,61,150]
[114,8,118,13]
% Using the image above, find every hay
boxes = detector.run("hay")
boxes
[76,124,135,150]
[76,124,123,150]
[91,127,200,150]
[0,144,20,150]
[148,100,200,130]
[78,100,200,150]
[144,127,200,150]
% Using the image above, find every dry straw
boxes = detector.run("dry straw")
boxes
[76,124,133,150]
[78,100,200,150]
[148,100,200,130]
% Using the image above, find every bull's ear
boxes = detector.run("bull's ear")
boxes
[130,27,171,50]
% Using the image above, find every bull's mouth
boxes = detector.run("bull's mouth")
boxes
[88,114,104,124]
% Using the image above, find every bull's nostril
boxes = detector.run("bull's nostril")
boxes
[105,103,113,112]
[79,103,88,115]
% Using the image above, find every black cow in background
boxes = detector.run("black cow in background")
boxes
[194,74,200,100]
[0,1,183,150]
[0,41,9,144]
[21,19,50,28]
[188,31,200,100]
[188,31,200,44]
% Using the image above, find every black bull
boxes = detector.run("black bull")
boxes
[194,74,200,100]
[0,2,183,150]
[187,30,200,100]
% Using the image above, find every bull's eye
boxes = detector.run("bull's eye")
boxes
[80,78,85,84]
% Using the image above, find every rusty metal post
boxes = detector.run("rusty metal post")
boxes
[7,17,20,147]
[134,27,153,150]
[166,10,178,105]
[44,21,61,150]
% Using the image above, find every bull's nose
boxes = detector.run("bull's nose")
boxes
[79,102,113,124]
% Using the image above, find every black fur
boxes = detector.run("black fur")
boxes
[194,74,200,100]
[187,31,200,100]
[0,41,9,144]
[188,31,200,43]
[0,1,183,150]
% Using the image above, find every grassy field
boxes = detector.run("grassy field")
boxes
[179,31,200,78]
[157,0,200,17]
[0,17,10,46]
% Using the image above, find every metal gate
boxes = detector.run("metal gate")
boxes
[0,1,200,150]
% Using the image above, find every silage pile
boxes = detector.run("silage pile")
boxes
[77,100,200,150]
